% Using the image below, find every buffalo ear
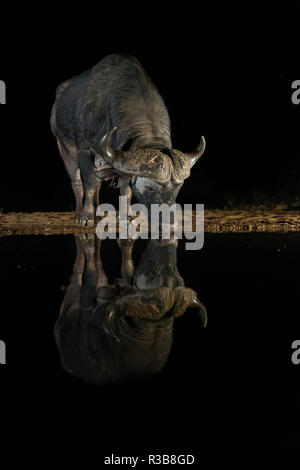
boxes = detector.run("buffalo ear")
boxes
[94,153,102,169]
[93,153,104,180]
[91,148,109,180]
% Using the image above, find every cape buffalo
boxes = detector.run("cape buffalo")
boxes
[50,54,206,225]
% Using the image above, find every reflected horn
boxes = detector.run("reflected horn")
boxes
[103,305,121,342]
[189,296,208,327]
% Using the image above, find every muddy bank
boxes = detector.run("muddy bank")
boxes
[0,208,300,236]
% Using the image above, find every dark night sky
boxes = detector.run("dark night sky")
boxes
[0,7,299,211]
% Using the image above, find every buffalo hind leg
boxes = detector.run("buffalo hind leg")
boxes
[77,150,102,226]
[57,140,83,223]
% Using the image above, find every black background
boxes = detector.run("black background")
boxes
[0,7,299,211]
[0,6,300,456]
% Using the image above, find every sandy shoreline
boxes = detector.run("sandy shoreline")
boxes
[0,209,299,236]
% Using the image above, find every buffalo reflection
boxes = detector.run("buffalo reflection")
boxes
[55,236,207,385]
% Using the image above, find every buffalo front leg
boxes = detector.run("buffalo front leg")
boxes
[72,170,84,224]
[120,184,132,214]
[77,150,102,226]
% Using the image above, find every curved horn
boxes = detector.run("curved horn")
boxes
[170,136,206,183]
[99,128,172,182]
[189,296,208,327]
[184,136,206,169]
[100,127,121,161]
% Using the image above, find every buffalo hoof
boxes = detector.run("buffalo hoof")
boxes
[78,217,95,227]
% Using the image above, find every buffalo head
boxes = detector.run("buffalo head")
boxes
[94,127,206,211]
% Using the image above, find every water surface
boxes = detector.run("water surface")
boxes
[0,233,299,450]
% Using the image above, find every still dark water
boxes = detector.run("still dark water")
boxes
[0,233,299,452]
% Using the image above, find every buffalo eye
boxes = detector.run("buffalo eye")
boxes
[146,185,156,193]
